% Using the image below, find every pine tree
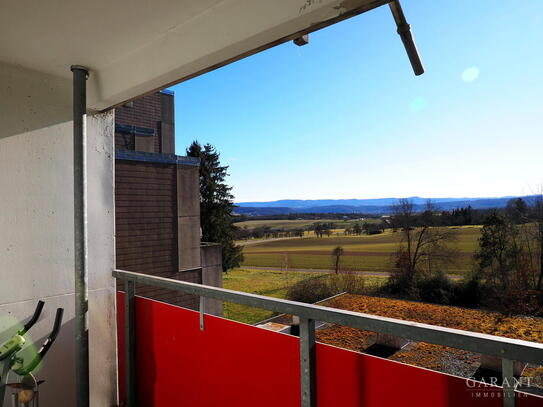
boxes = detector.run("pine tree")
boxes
[186,141,243,272]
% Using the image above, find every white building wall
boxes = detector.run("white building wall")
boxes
[0,62,117,406]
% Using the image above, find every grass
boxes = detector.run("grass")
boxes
[222,268,320,324]
[241,226,482,275]
[222,268,386,323]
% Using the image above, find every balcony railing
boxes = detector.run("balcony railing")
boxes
[113,269,543,407]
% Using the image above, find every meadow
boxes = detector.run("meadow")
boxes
[222,268,320,323]
[241,226,482,276]
[222,268,387,323]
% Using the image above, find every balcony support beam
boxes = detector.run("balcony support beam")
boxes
[72,65,90,407]
[300,317,316,407]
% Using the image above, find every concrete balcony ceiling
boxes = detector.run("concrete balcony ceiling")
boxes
[0,0,388,111]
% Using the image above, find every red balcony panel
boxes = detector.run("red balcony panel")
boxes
[117,293,542,406]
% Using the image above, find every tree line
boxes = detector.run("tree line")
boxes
[384,197,543,315]
[235,226,305,240]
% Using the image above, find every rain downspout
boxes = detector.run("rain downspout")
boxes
[389,0,424,76]
[71,65,90,407]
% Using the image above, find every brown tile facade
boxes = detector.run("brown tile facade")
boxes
[114,91,204,310]
[115,93,162,153]
[115,91,175,154]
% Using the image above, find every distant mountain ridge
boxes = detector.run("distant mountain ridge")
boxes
[235,196,533,216]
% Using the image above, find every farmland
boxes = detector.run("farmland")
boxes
[234,217,381,232]
[241,226,481,275]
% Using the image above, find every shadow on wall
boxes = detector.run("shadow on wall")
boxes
[0,61,72,140]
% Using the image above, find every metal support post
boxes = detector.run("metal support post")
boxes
[199,297,205,331]
[299,317,316,407]
[502,358,515,407]
[71,65,90,407]
[125,280,137,407]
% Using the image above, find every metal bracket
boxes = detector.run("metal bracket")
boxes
[293,35,309,46]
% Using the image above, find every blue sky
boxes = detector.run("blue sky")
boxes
[171,0,543,203]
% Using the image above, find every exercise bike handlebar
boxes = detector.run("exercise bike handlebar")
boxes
[47,308,63,345]
[18,301,45,336]
[13,308,64,376]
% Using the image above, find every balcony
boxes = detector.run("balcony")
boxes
[114,270,543,407]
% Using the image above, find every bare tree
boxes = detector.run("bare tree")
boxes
[390,199,457,287]
[528,195,543,290]
[476,210,541,314]
[515,194,543,291]
[332,246,344,274]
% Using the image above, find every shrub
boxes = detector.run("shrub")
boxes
[384,269,484,308]
[286,273,365,304]
[416,272,454,305]
[382,260,417,297]
[286,276,334,303]
[451,274,483,308]
[328,273,365,296]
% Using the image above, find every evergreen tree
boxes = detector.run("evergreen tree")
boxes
[186,141,243,272]
[505,197,528,224]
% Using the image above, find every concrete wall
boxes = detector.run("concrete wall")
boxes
[201,243,224,316]
[0,62,117,406]
[177,164,201,270]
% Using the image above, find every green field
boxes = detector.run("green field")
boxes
[241,226,481,275]
[222,268,320,323]
[222,268,386,323]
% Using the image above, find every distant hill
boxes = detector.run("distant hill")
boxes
[234,196,535,216]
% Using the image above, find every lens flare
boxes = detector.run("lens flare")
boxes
[409,97,427,112]
[462,67,480,82]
